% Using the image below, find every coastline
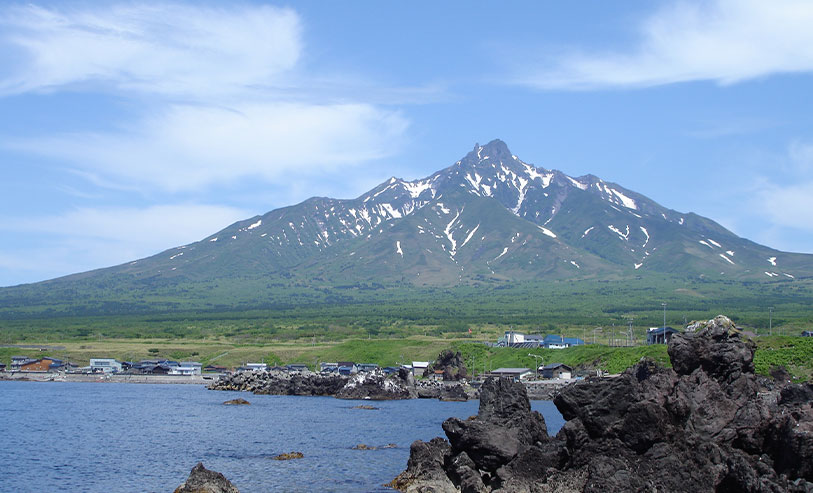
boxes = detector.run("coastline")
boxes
[0,371,212,385]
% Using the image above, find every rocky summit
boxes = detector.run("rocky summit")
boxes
[392,315,813,492]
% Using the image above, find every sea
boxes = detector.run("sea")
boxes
[0,381,564,492]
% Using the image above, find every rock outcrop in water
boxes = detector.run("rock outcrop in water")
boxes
[392,315,813,492]
[174,462,239,493]
[210,367,474,401]
[336,368,417,400]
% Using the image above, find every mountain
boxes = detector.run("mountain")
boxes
[2,139,811,316]
[103,139,810,283]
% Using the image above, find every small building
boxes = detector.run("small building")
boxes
[169,366,198,376]
[541,363,573,380]
[242,363,267,372]
[338,362,358,375]
[489,367,533,381]
[11,356,38,370]
[286,364,309,372]
[90,358,123,373]
[542,335,586,349]
[382,366,400,375]
[0,363,6,371]
[357,363,380,373]
[204,365,228,373]
[410,361,429,377]
[179,362,202,375]
[802,331,813,337]
[647,327,680,345]
[20,358,64,372]
[320,362,339,373]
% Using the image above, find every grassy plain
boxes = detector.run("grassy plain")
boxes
[3,334,811,381]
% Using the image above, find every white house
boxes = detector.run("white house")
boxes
[411,361,430,377]
[90,358,123,373]
[174,362,202,375]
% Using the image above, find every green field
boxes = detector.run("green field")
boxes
[3,334,811,382]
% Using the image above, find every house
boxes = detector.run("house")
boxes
[242,363,267,372]
[179,362,202,375]
[541,363,573,380]
[338,362,358,375]
[357,363,380,373]
[320,362,339,373]
[802,331,813,337]
[0,363,6,371]
[647,327,680,345]
[11,356,38,370]
[169,366,198,376]
[382,366,400,375]
[542,335,586,349]
[410,361,429,377]
[90,358,123,373]
[203,365,228,373]
[286,364,309,372]
[489,367,534,381]
[20,358,64,372]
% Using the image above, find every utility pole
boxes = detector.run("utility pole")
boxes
[769,307,773,336]
[661,302,667,344]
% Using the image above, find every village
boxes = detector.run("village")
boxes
[0,326,689,384]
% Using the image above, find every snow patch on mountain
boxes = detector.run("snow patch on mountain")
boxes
[567,176,588,190]
[582,226,594,238]
[768,257,777,266]
[247,219,262,230]
[719,253,735,265]
[538,226,557,238]
[608,224,629,240]
[396,241,403,257]
[461,224,480,248]
[640,226,649,247]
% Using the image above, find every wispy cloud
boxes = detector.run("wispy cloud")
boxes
[0,204,250,285]
[8,102,408,192]
[0,2,410,192]
[0,3,301,97]
[518,0,813,90]
[740,140,813,252]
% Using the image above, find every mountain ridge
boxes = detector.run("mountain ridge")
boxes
[1,139,810,317]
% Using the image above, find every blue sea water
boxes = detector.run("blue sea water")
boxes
[0,382,564,492]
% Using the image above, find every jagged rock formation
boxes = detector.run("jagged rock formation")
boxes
[424,350,468,381]
[336,368,417,400]
[209,369,348,396]
[174,463,239,493]
[210,367,473,401]
[393,315,813,492]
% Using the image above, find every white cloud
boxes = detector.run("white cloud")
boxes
[520,0,813,89]
[7,102,408,192]
[750,141,813,231]
[0,204,250,285]
[0,2,410,192]
[0,3,301,97]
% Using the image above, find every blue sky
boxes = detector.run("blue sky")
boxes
[2,0,813,286]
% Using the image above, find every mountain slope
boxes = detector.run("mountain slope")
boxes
[1,139,811,317]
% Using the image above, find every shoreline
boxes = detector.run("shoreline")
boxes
[0,371,212,385]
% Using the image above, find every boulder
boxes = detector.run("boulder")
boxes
[222,398,250,405]
[174,462,239,493]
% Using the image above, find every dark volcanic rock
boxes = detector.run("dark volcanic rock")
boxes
[335,369,417,400]
[424,350,468,381]
[209,369,348,396]
[222,398,250,405]
[392,315,813,492]
[174,462,239,493]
